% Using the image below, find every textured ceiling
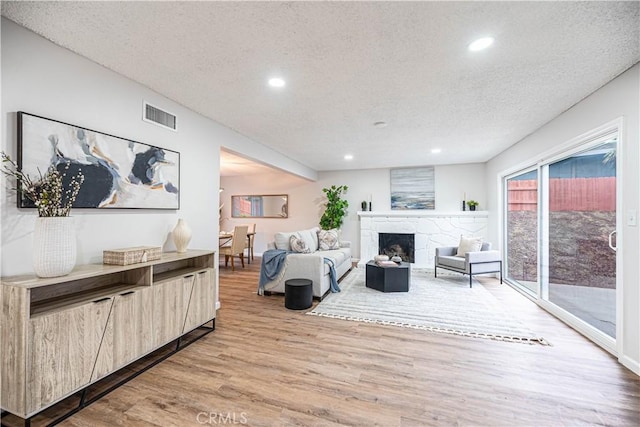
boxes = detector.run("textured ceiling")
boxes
[2,1,639,173]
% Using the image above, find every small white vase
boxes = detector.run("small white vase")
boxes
[172,218,192,253]
[33,217,77,278]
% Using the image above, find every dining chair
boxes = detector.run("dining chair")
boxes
[244,223,256,263]
[219,225,249,271]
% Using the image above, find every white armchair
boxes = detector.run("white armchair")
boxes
[434,242,502,287]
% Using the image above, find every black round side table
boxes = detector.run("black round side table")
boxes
[284,278,313,310]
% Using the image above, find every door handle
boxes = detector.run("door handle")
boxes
[608,230,617,252]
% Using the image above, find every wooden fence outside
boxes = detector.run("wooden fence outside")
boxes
[507,178,615,212]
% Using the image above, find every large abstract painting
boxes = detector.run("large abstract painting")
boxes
[390,166,435,210]
[18,112,180,209]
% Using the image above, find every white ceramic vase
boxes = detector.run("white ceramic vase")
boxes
[172,218,192,253]
[33,216,77,278]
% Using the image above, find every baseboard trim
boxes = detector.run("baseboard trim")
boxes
[619,355,640,376]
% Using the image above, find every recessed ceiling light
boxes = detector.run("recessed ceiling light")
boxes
[468,37,494,52]
[344,154,354,160]
[431,148,442,154]
[268,77,286,88]
[373,121,388,128]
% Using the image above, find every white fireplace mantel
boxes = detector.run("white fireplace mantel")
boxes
[357,210,489,268]
[357,210,488,218]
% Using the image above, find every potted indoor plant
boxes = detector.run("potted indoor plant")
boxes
[466,200,479,211]
[320,184,349,230]
[1,152,84,277]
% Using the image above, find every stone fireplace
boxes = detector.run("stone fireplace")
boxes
[358,211,489,268]
[379,233,415,263]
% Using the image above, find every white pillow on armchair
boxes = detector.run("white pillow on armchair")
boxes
[456,236,483,257]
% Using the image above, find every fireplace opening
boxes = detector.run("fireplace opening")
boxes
[379,233,415,263]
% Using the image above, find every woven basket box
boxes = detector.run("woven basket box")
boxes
[103,246,162,266]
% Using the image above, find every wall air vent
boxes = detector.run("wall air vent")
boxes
[143,101,177,131]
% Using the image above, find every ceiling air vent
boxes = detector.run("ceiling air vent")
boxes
[143,101,177,131]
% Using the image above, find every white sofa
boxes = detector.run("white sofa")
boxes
[260,227,353,299]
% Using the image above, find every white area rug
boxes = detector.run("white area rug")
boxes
[308,268,549,345]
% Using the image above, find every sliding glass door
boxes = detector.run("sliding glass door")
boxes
[503,128,619,350]
[544,138,618,338]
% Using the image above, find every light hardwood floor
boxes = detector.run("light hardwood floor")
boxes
[4,258,639,426]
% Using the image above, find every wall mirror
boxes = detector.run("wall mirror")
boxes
[231,194,288,218]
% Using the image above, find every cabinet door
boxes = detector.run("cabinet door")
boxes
[92,287,153,381]
[152,276,193,348]
[27,297,112,414]
[183,269,215,333]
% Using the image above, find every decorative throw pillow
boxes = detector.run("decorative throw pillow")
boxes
[274,231,296,251]
[456,236,483,257]
[289,235,311,253]
[318,229,340,250]
[298,228,319,252]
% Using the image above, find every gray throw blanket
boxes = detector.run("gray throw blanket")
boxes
[258,249,289,295]
[257,249,340,295]
[324,258,341,293]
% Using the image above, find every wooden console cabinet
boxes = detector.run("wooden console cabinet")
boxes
[0,250,216,419]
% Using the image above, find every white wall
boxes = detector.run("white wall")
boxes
[221,163,486,260]
[220,172,314,255]
[0,18,313,277]
[485,64,640,374]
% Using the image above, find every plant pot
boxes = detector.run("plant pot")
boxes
[469,206,477,211]
[173,218,192,253]
[33,217,77,278]
[361,201,368,211]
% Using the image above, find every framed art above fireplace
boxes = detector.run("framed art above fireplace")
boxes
[390,166,435,210]
[18,112,180,210]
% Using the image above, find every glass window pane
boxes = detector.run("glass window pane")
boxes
[547,140,617,338]
[506,170,538,294]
